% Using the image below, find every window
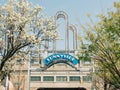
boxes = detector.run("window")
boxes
[16,59,21,64]
[31,76,41,81]
[69,76,80,81]
[30,58,41,65]
[56,76,67,82]
[82,60,91,65]
[16,59,24,64]
[83,76,92,82]
[43,76,54,81]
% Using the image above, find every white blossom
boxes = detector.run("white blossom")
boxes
[0,0,58,77]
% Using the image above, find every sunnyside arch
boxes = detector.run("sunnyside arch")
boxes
[44,60,78,71]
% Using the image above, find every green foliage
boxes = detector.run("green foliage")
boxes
[78,2,120,89]
[78,44,91,61]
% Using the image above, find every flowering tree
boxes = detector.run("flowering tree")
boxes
[78,2,120,90]
[0,0,58,81]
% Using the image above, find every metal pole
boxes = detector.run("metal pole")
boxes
[5,75,8,90]
[92,60,96,90]
[27,51,31,90]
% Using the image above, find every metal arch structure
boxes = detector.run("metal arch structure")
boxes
[54,11,69,53]
[43,11,69,53]
[43,11,78,54]
[54,11,69,20]
[54,11,78,54]
[68,24,78,51]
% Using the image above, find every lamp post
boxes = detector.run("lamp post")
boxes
[27,51,31,90]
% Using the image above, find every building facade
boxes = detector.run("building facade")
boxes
[29,57,93,90]
[28,11,93,90]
